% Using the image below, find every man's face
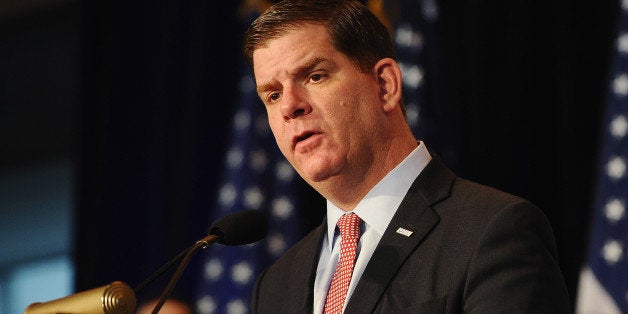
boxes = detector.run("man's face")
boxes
[253,23,386,186]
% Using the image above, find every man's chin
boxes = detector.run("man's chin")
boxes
[292,154,344,183]
[299,166,339,184]
[301,166,346,185]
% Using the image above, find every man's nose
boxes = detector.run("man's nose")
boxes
[280,86,312,121]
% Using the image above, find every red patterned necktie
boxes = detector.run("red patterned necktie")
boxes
[323,213,362,314]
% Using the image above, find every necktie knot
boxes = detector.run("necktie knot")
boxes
[337,213,361,239]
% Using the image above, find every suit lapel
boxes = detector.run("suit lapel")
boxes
[345,157,455,312]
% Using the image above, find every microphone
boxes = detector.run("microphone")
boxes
[209,209,268,245]
[146,210,268,313]
[23,281,136,314]
[22,210,268,314]
[134,209,269,295]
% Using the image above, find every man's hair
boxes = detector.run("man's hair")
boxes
[242,0,396,73]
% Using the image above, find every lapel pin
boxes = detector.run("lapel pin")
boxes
[396,227,414,237]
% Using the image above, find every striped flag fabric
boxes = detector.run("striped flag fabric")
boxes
[195,1,440,313]
[576,2,628,313]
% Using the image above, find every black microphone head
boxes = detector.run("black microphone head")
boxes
[209,210,268,245]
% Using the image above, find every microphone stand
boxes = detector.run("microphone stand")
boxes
[133,210,266,313]
[134,246,192,295]
[151,234,219,314]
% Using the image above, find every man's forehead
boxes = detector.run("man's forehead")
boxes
[252,24,337,78]
[255,56,334,94]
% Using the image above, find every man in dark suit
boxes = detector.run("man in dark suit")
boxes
[243,0,570,312]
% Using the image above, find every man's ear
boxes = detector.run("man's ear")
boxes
[374,58,403,113]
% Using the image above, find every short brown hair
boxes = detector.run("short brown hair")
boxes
[243,0,395,73]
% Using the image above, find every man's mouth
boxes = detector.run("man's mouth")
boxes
[296,132,314,142]
[293,131,319,149]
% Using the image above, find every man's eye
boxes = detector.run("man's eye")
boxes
[310,73,324,82]
[268,92,281,103]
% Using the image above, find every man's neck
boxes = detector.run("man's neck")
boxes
[314,138,419,211]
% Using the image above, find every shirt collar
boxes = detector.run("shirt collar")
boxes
[325,142,432,248]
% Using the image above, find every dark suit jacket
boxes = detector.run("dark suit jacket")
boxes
[251,158,570,313]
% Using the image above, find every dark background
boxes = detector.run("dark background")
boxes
[1,0,619,309]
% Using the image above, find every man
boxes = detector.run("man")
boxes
[244,0,570,313]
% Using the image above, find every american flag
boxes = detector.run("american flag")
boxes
[195,1,439,313]
[380,0,439,136]
[194,57,303,313]
[576,1,628,313]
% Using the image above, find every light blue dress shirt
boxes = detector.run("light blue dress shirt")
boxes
[312,142,432,313]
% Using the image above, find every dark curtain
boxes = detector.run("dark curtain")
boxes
[76,0,619,308]
[76,1,241,302]
[433,0,619,299]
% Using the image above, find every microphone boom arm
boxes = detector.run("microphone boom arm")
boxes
[150,235,219,314]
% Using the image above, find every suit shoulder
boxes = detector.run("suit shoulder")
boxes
[451,177,536,210]
[438,177,553,240]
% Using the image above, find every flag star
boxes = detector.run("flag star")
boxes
[605,198,626,223]
[218,184,237,207]
[610,114,628,139]
[231,262,254,285]
[272,197,293,219]
[267,233,287,256]
[613,74,628,97]
[226,299,247,314]
[395,24,423,49]
[249,149,268,172]
[197,296,217,314]
[405,102,420,128]
[243,186,264,209]
[233,110,251,132]
[606,156,627,180]
[276,161,295,182]
[204,258,224,281]
[618,33,628,54]
[602,240,623,265]
[422,0,440,21]
[227,147,244,169]
[399,63,424,89]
